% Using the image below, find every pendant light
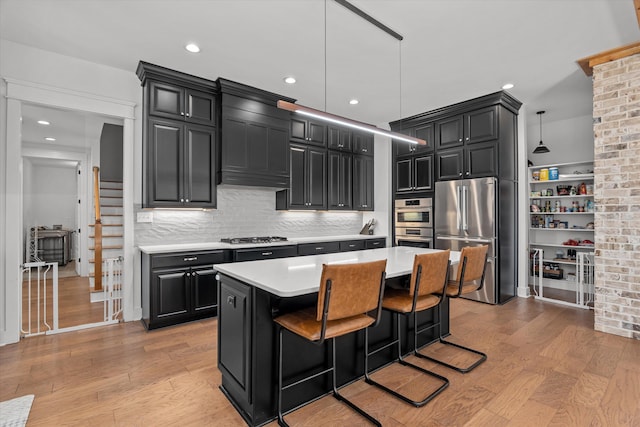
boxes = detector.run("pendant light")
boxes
[533,110,550,154]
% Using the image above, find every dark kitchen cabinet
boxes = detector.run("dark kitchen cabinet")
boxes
[339,240,366,251]
[297,241,341,256]
[218,276,252,411]
[141,250,230,330]
[328,151,352,210]
[436,106,498,149]
[394,123,434,157]
[137,62,219,209]
[352,131,374,156]
[353,155,374,211]
[290,116,327,146]
[233,245,298,262]
[436,141,496,181]
[395,154,434,194]
[146,118,216,208]
[277,144,327,210]
[366,238,386,249]
[149,81,216,126]
[218,80,296,188]
[327,125,352,152]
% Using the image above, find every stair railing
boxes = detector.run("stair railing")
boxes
[93,166,103,291]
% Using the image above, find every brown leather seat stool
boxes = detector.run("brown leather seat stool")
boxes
[274,259,387,426]
[364,250,451,407]
[415,245,489,373]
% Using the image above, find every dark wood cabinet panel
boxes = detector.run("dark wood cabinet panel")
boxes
[339,240,366,251]
[352,131,374,156]
[142,250,229,330]
[353,155,374,210]
[436,148,464,181]
[436,116,464,148]
[290,117,326,146]
[328,151,352,210]
[307,148,327,208]
[395,154,433,194]
[297,241,341,256]
[155,270,190,318]
[146,119,216,208]
[327,126,352,151]
[394,123,433,157]
[149,81,215,126]
[466,141,497,178]
[365,238,386,249]
[465,106,498,144]
[233,245,298,262]
[288,145,307,209]
[283,144,327,210]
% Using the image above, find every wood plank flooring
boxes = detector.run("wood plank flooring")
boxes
[2,297,639,426]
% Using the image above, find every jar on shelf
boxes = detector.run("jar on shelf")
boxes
[579,182,587,195]
[540,168,549,181]
[532,170,540,181]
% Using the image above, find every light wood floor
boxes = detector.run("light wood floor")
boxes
[2,297,639,426]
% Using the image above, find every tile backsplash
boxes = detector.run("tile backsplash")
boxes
[135,186,364,246]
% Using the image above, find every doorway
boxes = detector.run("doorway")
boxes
[20,102,125,333]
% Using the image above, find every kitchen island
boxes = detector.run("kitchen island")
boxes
[214,247,460,426]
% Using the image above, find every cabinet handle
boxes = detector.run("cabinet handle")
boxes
[316,247,324,250]
[186,112,191,117]
[184,256,198,261]
[465,137,469,141]
[459,173,463,177]
[465,171,470,176]
[180,112,185,116]
[180,198,184,202]
[458,138,462,142]
[186,272,191,277]
[227,295,236,307]
[348,244,356,248]
[362,148,368,152]
[262,252,273,256]
[185,199,190,202]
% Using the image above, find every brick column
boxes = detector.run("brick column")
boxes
[592,53,640,339]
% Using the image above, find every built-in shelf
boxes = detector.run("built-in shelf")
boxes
[530,228,593,232]
[529,174,594,184]
[529,195,593,200]
[529,212,593,215]
[529,242,594,249]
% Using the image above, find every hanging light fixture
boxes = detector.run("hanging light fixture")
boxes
[533,110,550,154]
[277,0,426,146]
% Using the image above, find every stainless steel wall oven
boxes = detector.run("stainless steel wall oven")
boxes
[394,198,433,248]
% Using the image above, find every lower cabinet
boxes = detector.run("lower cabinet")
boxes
[233,245,298,262]
[297,241,341,256]
[366,238,386,249]
[339,240,366,251]
[141,250,230,329]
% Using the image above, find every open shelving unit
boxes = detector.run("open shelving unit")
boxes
[528,161,595,309]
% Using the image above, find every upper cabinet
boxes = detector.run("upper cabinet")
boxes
[149,81,216,126]
[390,92,521,190]
[290,116,327,146]
[218,79,295,188]
[137,61,219,208]
[352,131,374,156]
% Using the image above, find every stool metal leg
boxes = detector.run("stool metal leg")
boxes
[414,300,487,373]
[365,312,449,407]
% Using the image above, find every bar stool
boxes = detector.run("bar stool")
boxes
[415,245,489,373]
[274,259,387,427]
[364,250,451,407]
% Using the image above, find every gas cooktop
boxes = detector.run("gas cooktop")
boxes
[220,236,288,244]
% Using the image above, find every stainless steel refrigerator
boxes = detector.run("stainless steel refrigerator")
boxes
[435,177,499,304]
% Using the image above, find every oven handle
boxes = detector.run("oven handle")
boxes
[436,236,492,244]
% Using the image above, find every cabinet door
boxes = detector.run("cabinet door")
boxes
[307,148,327,209]
[465,106,498,144]
[354,155,374,210]
[186,89,216,126]
[288,144,307,209]
[185,124,216,207]
[290,117,307,143]
[307,120,327,146]
[149,81,185,121]
[219,279,251,401]
[328,126,352,151]
[394,139,415,157]
[436,115,464,148]
[414,155,434,191]
[153,269,190,319]
[466,141,497,178]
[340,240,366,251]
[436,148,464,181]
[328,151,352,210]
[192,268,217,312]
[413,123,435,152]
[148,118,183,206]
[395,158,413,193]
[366,238,386,249]
[353,131,374,155]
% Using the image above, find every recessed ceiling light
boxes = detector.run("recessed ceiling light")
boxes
[284,76,296,84]
[502,83,514,90]
[37,120,50,125]
[185,43,200,53]
[45,137,56,141]
[349,99,359,105]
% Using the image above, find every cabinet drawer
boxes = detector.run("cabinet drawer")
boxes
[298,241,341,256]
[234,245,298,262]
[151,250,229,269]
[365,238,386,249]
[339,240,366,252]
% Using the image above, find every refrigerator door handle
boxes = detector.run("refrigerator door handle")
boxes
[462,185,469,231]
[456,185,463,231]
[436,236,493,244]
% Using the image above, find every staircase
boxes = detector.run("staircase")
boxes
[89,176,123,298]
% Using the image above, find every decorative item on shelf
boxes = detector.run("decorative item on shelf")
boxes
[549,167,559,180]
[586,184,594,195]
[546,188,554,196]
[532,110,550,154]
[579,182,587,195]
[532,170,540,181]
[570,186,577,195]
[540,168,549,180]
[556,185,570,195]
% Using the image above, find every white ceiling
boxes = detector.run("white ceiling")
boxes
[1,0,638,131]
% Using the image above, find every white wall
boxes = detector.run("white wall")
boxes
[526,114,594,165]
[26,162,77,230]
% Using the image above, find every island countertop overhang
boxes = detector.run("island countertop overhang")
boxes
[214,247,460,298]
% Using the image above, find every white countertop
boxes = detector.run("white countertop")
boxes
[214,247,460,297]
[138,235,387,254]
